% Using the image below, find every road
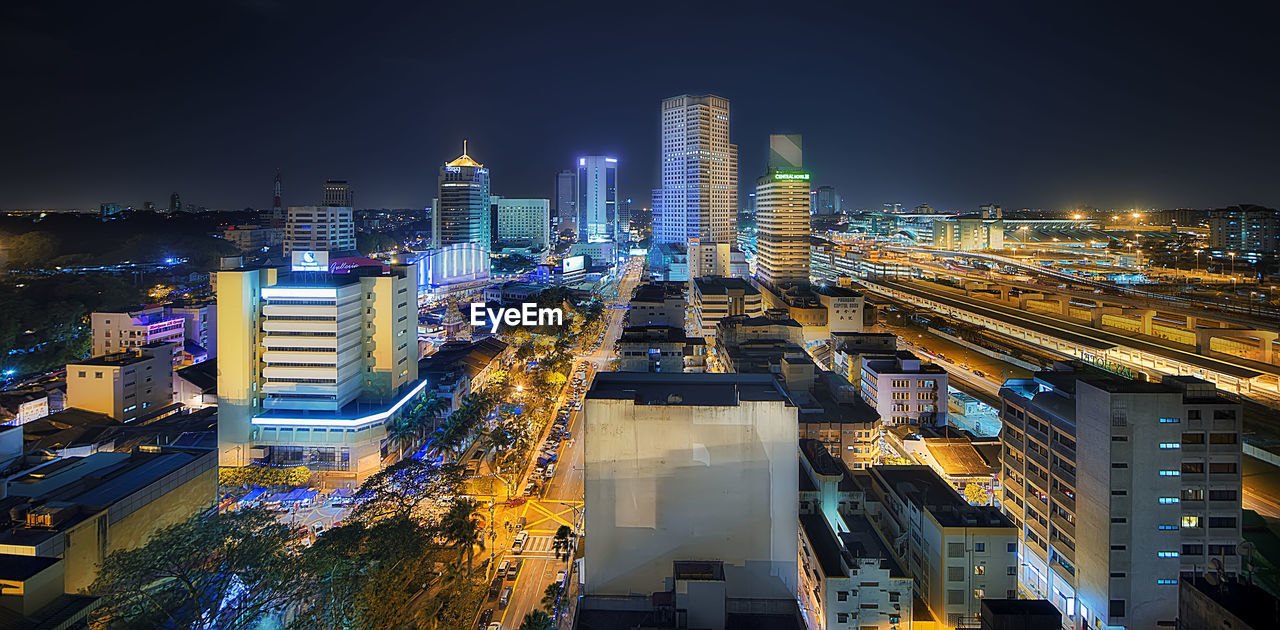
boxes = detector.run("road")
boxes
[477,257,641,629]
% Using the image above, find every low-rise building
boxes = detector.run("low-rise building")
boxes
[627,281,687,328]
[867,465,1019,628]
[1178,575,1279,630]
[831,332,897,387]
[91,307,185,361]
[221,224,282,252]
[799,513,912,630]
[931,217,1004,251]
[795,374,881,470]
[0,389,50,427]
[861,351,947,428]
[691,277,764,340]
[615,325,705,372]
[66,342,176,423]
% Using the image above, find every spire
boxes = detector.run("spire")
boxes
[446,139,483,168]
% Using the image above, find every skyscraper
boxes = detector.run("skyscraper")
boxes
[284,206,356,256]
[168,192,181,214]
[577,156,618,242]
[617,197,633,241]
[754,134,811,287]
[554,169,577,237]
[432,141,492,249]
[654,94,738,246]
[813,185,840,216]
[322,179,354,207]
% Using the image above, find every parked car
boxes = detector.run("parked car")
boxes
[545,463,556,478]
[499,586,513,608]
[496,560,509,579]
[478,607,494,628]
[507,558,522,579]
[512,531,528,554]
[488,576,503,597]
[486,624,501,630]
[556,570,567,587]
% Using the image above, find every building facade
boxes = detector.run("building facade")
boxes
[433,143,491,249]
[66,342,175,422]
[999,369,1243,630]
[755,134,812,288]
[691,277,764,339]
[861,351,948,428]
[494,197,551,249]
[553,169,576,237]
[654,94,738,246]
[91,308,186,359]
[931,217,1005,251]
[814,185,840,216]
[284,205,356,256]
[577,156,618,243]
[322,179,353,207]
[1207,205,1280,255]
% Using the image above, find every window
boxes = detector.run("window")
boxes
[1111,545,1127,551]
[1007,542,1018,552]
[1157,551,1179,558]
[1158,497,1180,504]
[1157,578,1178,585]
[1182,544,1204,555]
[1111,490,1128,496]
[837,591,848,602]
[974,542,985,552]
[1110,572,1126,578]
[1158,470,1180,476]
[974,565,985,575]
[1007,566,1016,576]
[1209,462,1238,474]
[1157,524,1178,531]
[1209,433,1238,445]
[1209,489,1237,501]
[1182,488,1205,501]
[948,566,964,581]
[1111,517,1128,523]
[1182,516,1202,528]
[1112,463,1129,469]
[948,543,964,557]
[974,588,985,599]
[1112,435,1128,442]
[1187,409,1202,420]
[95,371,103,379]
[836,613,848,623]
[1158,443,1180,450]
[1208,517,1237,528]
[947,590,965,605]
[1159,417,1180,424]
[1182,462,1205,474]
[1182,432,1205,445]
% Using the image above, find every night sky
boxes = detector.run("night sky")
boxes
[2,1,1277,212]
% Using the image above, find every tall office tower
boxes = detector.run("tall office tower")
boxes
[168,192,181,214]
[576,156,618,242]
[755,134,811,287]
[284,206,356,256]
[654,94,738,246]
[553,169,577,237]
[617,197,633,240]
[814,186,840,216]
[322,179,354,207]
[216,262,421,480]
[1208,204,1280,255]
[494,198,551,249]
[432,142,491,249]
[1000,368,1243,630]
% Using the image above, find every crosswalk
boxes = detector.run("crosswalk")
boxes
[515,535,561,557]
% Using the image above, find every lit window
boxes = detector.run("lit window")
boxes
[1158,470,1180,476]
[1156,579,1177,585]
[1157,551,1179,558]
[1159,417,1180,423]
[1158,497,1180,504]
[1159,443,1180,450]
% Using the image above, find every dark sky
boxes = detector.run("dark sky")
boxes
[2,1,1278,212]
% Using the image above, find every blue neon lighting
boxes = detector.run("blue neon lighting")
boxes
[250,379,428,428]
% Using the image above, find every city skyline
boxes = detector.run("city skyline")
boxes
[1,3,1277,211]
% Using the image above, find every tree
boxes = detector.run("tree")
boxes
[552,524,573,561]
[89,508,298,630]
[439,498,485,579]
[385,417,419,460]
[964,482,990,506]
[348,458,460,523]
[218,465,312,488]
[519,610,556,630]
[541,582,563,614]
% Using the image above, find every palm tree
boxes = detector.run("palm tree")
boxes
[541,583,563,614]
[519,610,555,630]
[440,498,484,580]
[551,525,573,561]
[385,418,418,460]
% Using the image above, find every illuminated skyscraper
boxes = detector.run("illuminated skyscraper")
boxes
[577,155,618,242]
[432,141,492,249]
[322,179,353,207]
[754,134,811,287]
[654,94,737,246]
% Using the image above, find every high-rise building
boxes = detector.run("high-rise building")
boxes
[814,186,840,216]
[654,94,738,246]
[1208,204,1280,255]
[432,142,491,249]
[553,169,577,238]
[577,156,618,243]
[216,262,422,481]
[755,134,812,288]
[494,197,551,249]
[283,206,356,256]
[617,197,633,241]
[322,179,353,207]
[168,192,181,214]
[999,368,1243,630]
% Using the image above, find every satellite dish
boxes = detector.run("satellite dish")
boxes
[1238,541,1256,559]
[1205,572,1220,586]
[1209,557,1224,572]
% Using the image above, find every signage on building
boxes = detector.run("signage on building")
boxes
[773,171,810,181]
[291,250,329,272]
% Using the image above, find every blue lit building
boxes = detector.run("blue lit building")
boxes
[577,155,618,243]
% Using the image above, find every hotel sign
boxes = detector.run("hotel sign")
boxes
[773,172,810,181]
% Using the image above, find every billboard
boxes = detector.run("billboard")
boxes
[562,255,585,274]
[291,250,329,272]
[329,256,389,274]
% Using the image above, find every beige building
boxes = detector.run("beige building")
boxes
[91,307,185,360]
[222,224,282,252]
[66,342,175,422]
[932,217,1004,251]
[754,137,811,288]
[656,94,738,246]
[284,205,356,255]
[691,277,764,340]
[584,372,798,621]
[216,263,421,481]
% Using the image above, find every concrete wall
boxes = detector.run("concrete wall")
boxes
[584,397,798,600]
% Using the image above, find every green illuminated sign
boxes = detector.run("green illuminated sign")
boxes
[773,171,810,181]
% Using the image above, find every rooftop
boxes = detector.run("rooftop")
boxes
[630,281,686,302]
[0,553,60,581]
[586,372,790,406]
[71,345,169,368]
[1182,576,1280,629]
[800,513,847,578]
[872,465,1013,528]
[923,438,998,477]
[694,276,759,296]
[839,513,908,578]
[176,358,218,394]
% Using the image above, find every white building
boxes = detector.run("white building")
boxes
[999,369,1243,630]
[691,277,764,340]
[627,282,687,328]
[861,351,948,428]
[867,466,1019,628]
[493,197,551,249]
[284,205,356,255]
[931,217,1004,251]
[91,308,185,361]
[584,372,798,621]
[654,94,738,246]
[577,156,618,242]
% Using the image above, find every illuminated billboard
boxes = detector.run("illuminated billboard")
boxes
[291,250,329,271]
[562,255,585,273]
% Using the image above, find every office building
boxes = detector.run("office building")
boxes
[867,466,1019,628]
[861,351,948,428]
[654,94,738,246]
[932,217,1005,251]
[168,192,181,214]
[283,205,356,256]
[755,136,812,288]
[216,262,422,481]
[628,282,687,328]
[553,169,577,237]
[691,277,764,339]
[0,445,216,596]
[583,373,799,629]
[167,302,216,361]
[618,197,633,240]
[322,179,354,207]
[577,156,618,242]
[831,333,898,385]
[494,197,551,249]
[66,342,176,423]
[615,325,706,372]
[432,142,491,250]
[999,368,1243,630]
[1207,204,1280,255]
[814,185,840,216]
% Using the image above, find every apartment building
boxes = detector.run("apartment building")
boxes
[66,342,176,422]
[861,351,948,428]
[627,281,688,327]
[999,368,1243,630]
[91,307,184,360]
[691,276,764,339]
[284,205,356,256]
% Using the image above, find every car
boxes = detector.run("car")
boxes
[488,576,503,597]
[545,463,556,478]
[499,586,513,608]
[534,466,545,477]
[486,624,502,630]
[507,558,522,579]
[512,531,528,554]
[515,516,526,530]
[496,560,509,578]
[522,481,535,496]
[505,496,526,507]
[479,607,494,626]
[556,570,567,587]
